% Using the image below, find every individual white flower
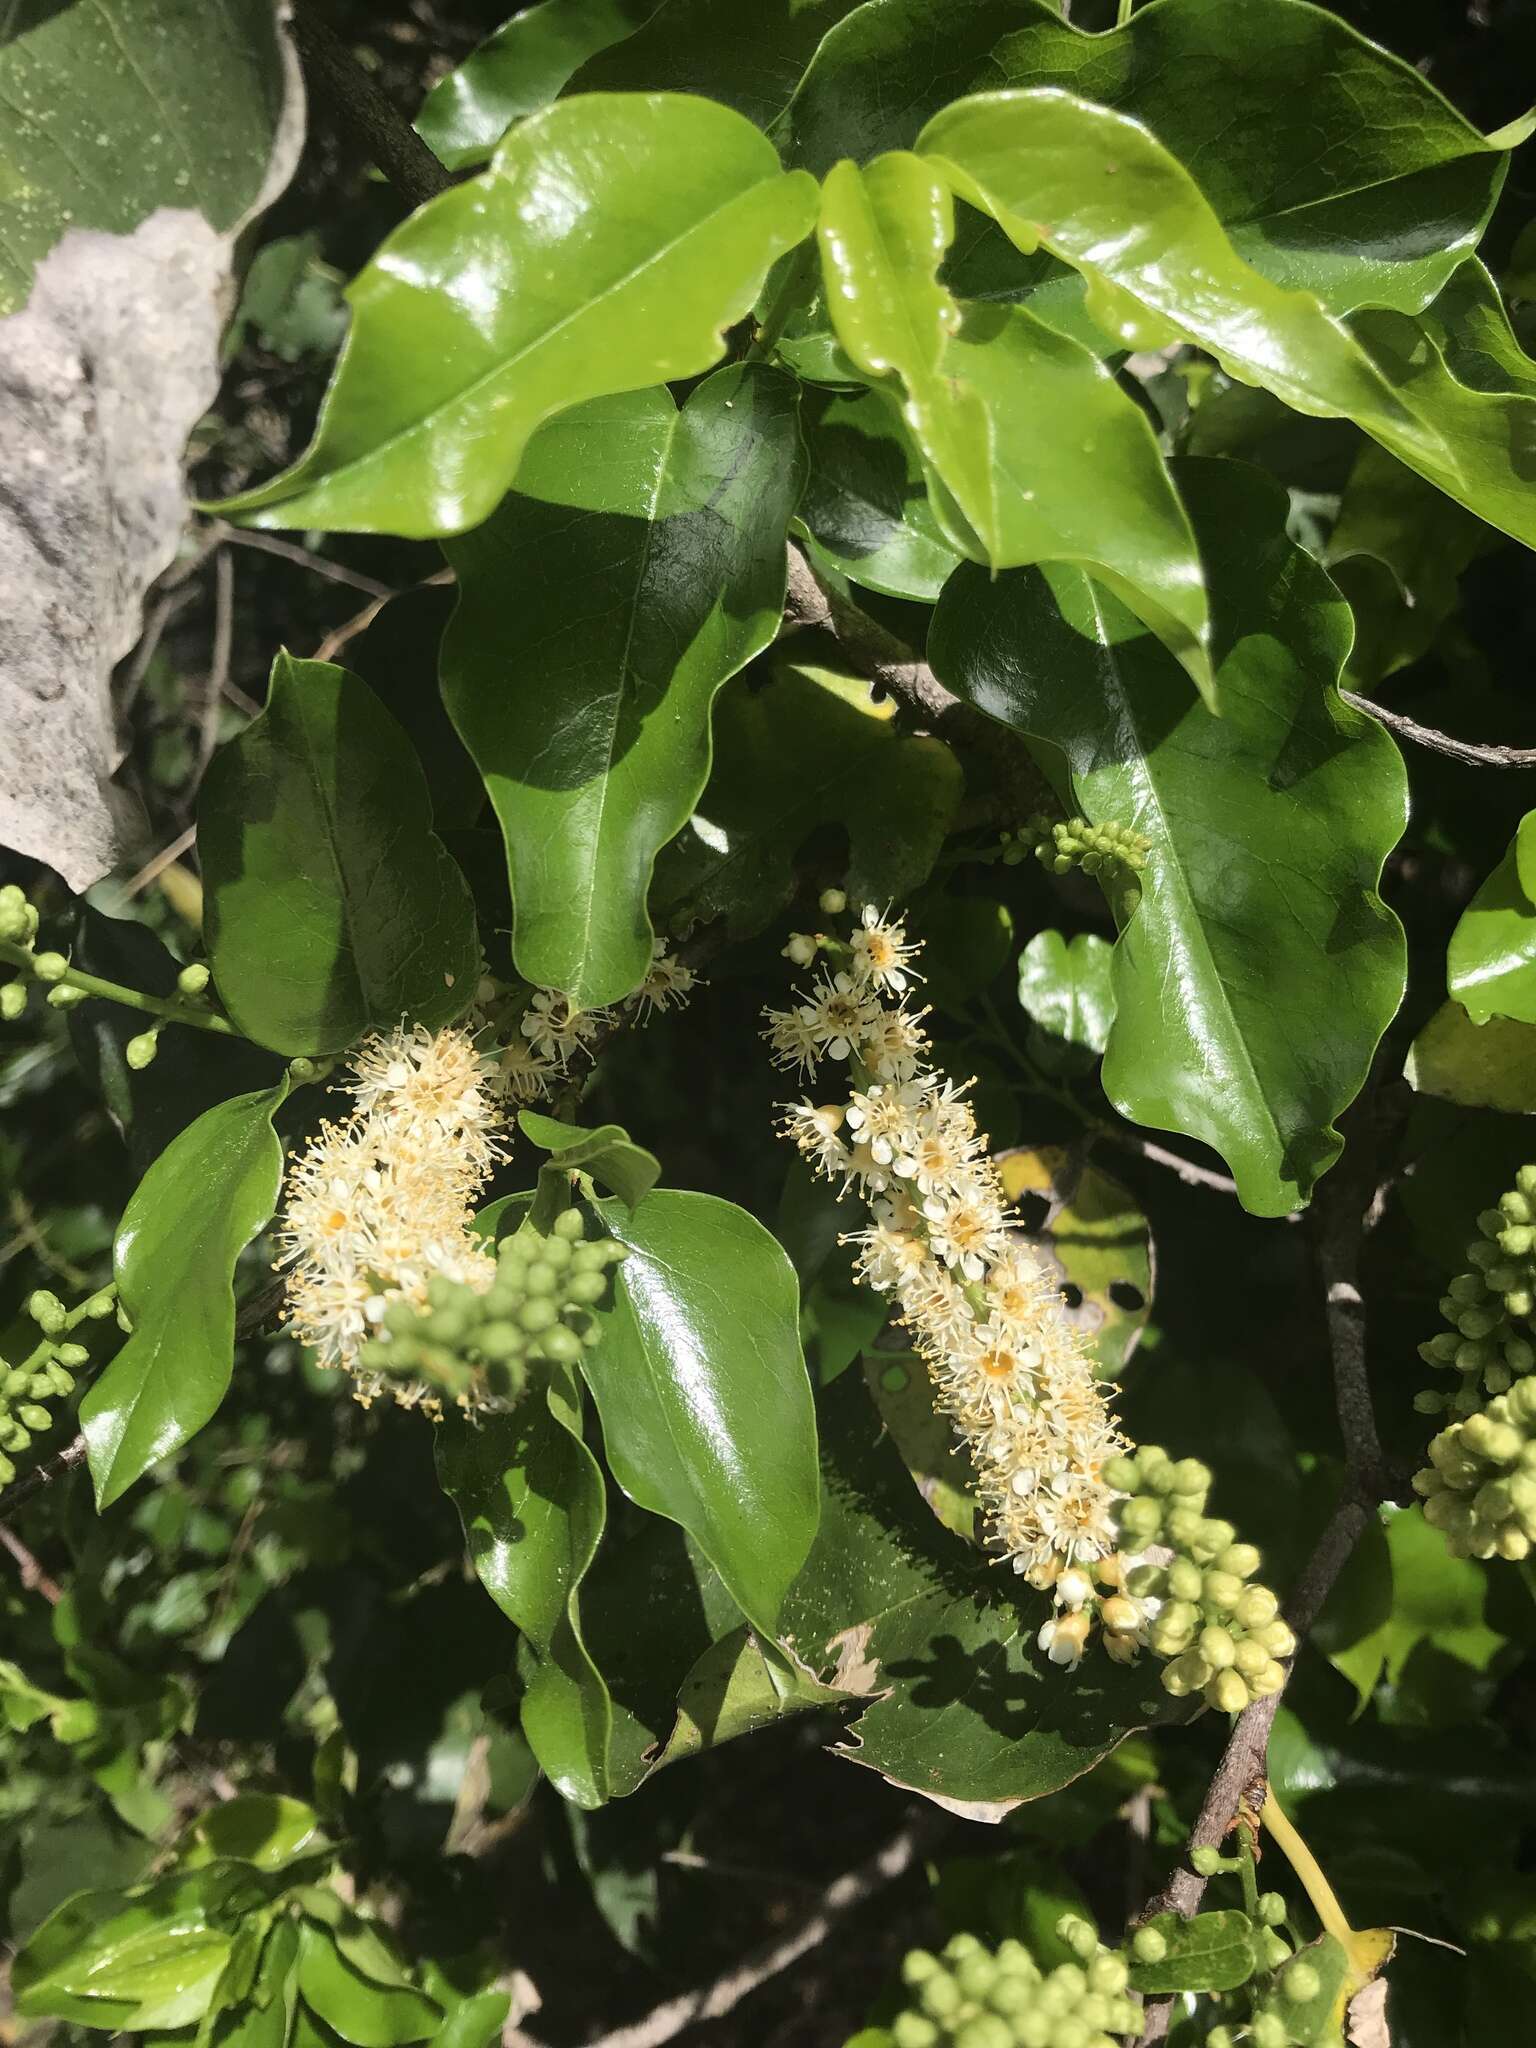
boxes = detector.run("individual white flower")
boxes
[844,1079,926,1165]
[849,904,922,994]
[799,972,880,1062]
[762,1003,823,1079]
[893,1086,986,1197]
[520,989,604,1063]
[842,1219,930,1295]
[1038,1610,1092,1669]
[781,933,818,967]
[922,1176,1009,1281]
[628,940,699,1024]
[493,1037,560,1105]
[779,1101,850,1179]
[859,1002,931,1082]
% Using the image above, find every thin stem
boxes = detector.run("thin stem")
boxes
[0,940,237,1037]
[1341,689,1536,769]
[1118,0,1136,26]
[1261,1790,1354,1950]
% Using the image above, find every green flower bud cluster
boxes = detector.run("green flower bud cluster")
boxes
[890,1923,1140,2048]
[1414,1373,1536,1560]
[357,1208,626,1412]
[1105,1445,1294,1714]
[1415,1167,1536,1419]
[1004,816,1151,881]
[0,1286,114,1489]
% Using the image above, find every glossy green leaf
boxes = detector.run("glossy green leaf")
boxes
[1326,442,1485,687]
[518,1112,660,1209]
[435,1380,613,1807]
[585,1190,820,1641]
[919,94,1536,552]
[414,0,657,169]
[1016,930,1117,1058]
[435,1992,514,2048]
[568,0,865,131]
[795,385,963,602]
[441,367,803,1008]
[816,153,1212,696]
[931,459,1409,1215]
[200,654,478,1055]
[653,655,961,938]
[290,1891,416,1994]
[1406,1002,1536,1116]
[295,1924,438,2047]
[788,0,1512,315]
[80,1084,287,1509]
[179,1795,327,1874]
[779,1372,1179,1815]
[1449,815,1536,1027]
[213,96,817,537]
[1127,1910,1258,1995]
[13,1867,258,2030]
[0,0,294,315]
[862,1350,981,1545]
[342,584,483,831]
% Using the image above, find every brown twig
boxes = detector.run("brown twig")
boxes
[0,1518,63,1602]
[289,8,452,211]
[214,524,396,599]
[0,1432,89,1513]
[1342,690,1536,769]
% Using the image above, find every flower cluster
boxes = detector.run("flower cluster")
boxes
[278,1023,505,1405]
[763,903,1130,1628]
[1014,813,1152,881]
[1415,1374,1536,1560]
[355,1207,627,1414]
[1109,1446,1294,1714]
[891,1922,1140,2048]
[0,1285,115,1490]
[1415,1166,1536,1419]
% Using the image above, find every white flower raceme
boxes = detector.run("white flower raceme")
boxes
[626,940,701,1024]
[278,1024,504,1404]
[763,903,1133,1644]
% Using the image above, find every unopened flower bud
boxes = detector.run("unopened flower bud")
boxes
[126,1030,160,1070]
[818,888,847,915]
[1209,1667,1251,1714]
[781,933,817,967]
[176,962,211,996]
[27,1291,66,1335]
[1190,1845,1226,1877]
[0,982,26,1021]
[1101,1595,1140,1634]
[30,951,67,984]
[1282,1962,1321,2004]
[1131,1926,1167,1965]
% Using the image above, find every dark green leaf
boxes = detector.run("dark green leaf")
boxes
[342,585,484,832]
[517,1112,660,1210]
[441,366,804,1007]
[0,0,295,314]
[1016,930,1116,1057]
[435,1382,613,1807]
[780,1373,1179,1815]
[816,152,1213,697]
[1406,1003,1536,1115]
[1326,443,1485,687]
[295,1924,438,2047]
[434,1991,513,2048]
[213,97,816,536]
[795,385,963,602]
[568,0,865,132]
[652,654,962,938]
[789,0,1511,315]
[1127,1910,1258,1995]
[80,1083,288,1508]
[919,94,1536,551]
[585,1190,820,1641]
[67,906,283,1173]
[931,458,1409,1215]
[1448,813,1536,1027]
[200,653,478,1055]
[414,0,658,169]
